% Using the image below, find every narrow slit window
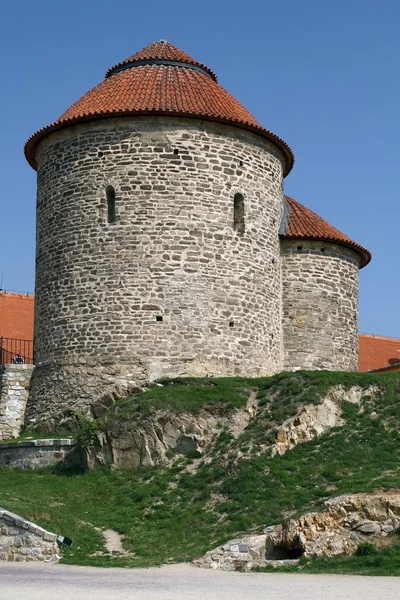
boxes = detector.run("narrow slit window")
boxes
[233,193,245,235]
[106,186,116,224]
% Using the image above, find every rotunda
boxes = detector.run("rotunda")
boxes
[25,40,370,429]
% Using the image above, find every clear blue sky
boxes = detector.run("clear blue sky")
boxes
[1,0,399,337]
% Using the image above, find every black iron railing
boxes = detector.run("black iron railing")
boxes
[0,337,34,365]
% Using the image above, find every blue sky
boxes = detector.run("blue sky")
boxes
[1,0,399,337]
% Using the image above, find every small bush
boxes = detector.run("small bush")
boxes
[356,542,378,556]
[74,414,100,449]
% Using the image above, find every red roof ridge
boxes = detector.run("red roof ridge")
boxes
[281,196,371,268]
[359,333,400,342]
[0,291,34,300]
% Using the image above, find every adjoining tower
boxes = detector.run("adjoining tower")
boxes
[280,197,371,371]
[25,41,294,429]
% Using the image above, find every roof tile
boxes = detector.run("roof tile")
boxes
[281,196,371,267]
[359,334,400,371]
[106,40,217,81]
[25,41,294,175]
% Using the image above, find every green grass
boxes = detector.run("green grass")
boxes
[0,371,399,573]
[103,376,256,424]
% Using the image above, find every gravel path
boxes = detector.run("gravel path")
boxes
[0,562,399,599]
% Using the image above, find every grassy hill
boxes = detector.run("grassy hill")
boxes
[0,370,399,574]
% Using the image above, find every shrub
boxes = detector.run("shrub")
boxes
[356,542,378,556]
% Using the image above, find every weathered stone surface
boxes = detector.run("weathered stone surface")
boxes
[281,239,360,371]
[195,491,400,571]
[82,396,256,470]
[0,507,59,562]
[0,365,34,440]
[271,385,379,456]
[0,438,78,469]
[29,117,285,424]
[193,534,267,572]
[264,491,400,559]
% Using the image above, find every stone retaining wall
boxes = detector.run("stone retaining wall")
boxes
[0,438,78,469]
[0,508,59,562]
[0,365,34,440]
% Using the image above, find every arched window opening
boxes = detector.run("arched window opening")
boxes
[106,186,116,224]
[233,193,245,235]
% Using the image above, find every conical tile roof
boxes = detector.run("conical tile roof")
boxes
[281,196,371,267]
[25,40,294,174]
[105,39,217,80]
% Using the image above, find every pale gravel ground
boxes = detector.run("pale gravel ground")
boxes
[0,562,399,600]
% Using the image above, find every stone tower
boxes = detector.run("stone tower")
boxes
[279,196,370,371]
[25,41,371,430]
[25,41,295,429]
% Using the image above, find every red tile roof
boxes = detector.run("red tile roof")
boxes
[25,40,294,175]
[359,334,400,372]
[105,40,217,81]
[0,292,34,341]
[281,196,371,268]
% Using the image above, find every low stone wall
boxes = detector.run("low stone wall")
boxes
[0,507,59,562]
[0,364,34,440]
[0,438,78,469]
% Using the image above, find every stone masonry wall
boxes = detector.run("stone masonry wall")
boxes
[0,508,58,562]
[28,116,285,429]
[281,240,360,371]
[0,438,78,469]
[0,365,34,440]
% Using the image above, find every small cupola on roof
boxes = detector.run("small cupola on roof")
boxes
[105,39,218,80]
[25,40,294,174]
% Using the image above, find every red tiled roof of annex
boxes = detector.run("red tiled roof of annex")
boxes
[0,292,34,341]
[359,334,400,372]
[282,196,371,268]
[24,40,294,175]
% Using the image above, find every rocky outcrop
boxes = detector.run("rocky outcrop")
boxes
[195,490,400,571]
[271,385,379,456]
[0,507,60,562]
[265,490,400,559]
[82,394,257,470]
[193,534,267,572]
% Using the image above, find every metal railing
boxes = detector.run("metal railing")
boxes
[0,337,34,365]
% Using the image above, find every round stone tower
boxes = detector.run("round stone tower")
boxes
[25,40,294,428]
[280,196,371,371]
